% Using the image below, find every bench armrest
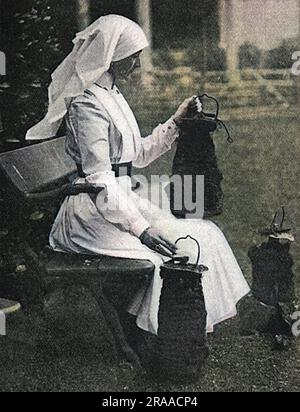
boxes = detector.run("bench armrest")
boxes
[25,183,107,201]
[0,298,21,315]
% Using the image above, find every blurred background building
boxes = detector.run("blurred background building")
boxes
[0,0,300,145]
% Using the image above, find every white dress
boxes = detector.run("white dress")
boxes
[50,72,250,335]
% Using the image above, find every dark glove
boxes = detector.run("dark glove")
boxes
[140,227,177,258]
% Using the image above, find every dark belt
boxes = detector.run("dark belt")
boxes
[76,162,133,179]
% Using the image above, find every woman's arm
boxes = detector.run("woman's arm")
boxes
[133,96,198,169]
[133,117,179,168]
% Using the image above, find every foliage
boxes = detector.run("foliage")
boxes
[239,42,262,69]
[204,46,227,72]
[0,0,76,146]
[153,46,227,72]
[265,39,299,69]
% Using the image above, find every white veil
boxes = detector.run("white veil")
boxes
[25,15,149,140]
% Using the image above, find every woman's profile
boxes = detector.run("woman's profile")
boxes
[26,15,250,335]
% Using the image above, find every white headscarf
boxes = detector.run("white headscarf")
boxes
[26,15,149,140]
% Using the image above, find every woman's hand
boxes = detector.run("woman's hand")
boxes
[140,227,177,258]
[173,96,202,126]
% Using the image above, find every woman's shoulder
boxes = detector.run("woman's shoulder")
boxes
[68,90,108,117]
[70,89,99,106]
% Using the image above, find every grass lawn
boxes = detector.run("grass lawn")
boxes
[0,115,299,392]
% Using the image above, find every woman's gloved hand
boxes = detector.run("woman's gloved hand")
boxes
[140,227,177,258]
[173,96,202,126]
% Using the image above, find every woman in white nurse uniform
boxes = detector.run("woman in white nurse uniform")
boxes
[26,15,250,335]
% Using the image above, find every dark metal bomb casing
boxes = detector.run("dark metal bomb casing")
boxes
[170,94,231,219]
[160,256,208,284]
[149,238,209,383]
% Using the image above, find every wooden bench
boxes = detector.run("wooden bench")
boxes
[0,137,155,367]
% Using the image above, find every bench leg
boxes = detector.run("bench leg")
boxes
[41,271,142,368]
[90,282,142,370]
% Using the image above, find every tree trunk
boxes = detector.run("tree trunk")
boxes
[219,0,242,83]
[77,0,91,31]
[136,0,153,81]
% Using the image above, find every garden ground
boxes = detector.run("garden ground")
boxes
[0,114,299,392]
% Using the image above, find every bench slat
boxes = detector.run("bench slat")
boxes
[45,253,155,277]
[0,137,76,194]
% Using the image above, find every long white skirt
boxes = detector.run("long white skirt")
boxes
[50,178,250,335]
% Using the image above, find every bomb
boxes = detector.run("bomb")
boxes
[170,94,232,219]
[241,207,298,350]
[147,236,209,383]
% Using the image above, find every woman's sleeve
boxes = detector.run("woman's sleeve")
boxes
[69,99,150,238]
[133,117,180,168]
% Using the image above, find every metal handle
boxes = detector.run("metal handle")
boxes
[175,235,201,269]
[198,94,233,143]
[217,119,234,144]
[198,93,220,119]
